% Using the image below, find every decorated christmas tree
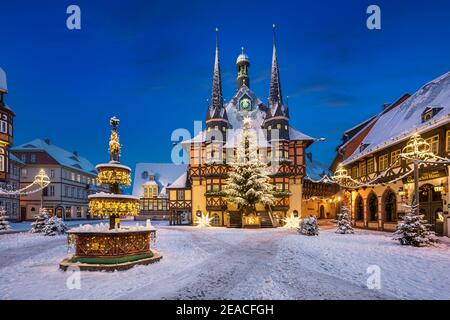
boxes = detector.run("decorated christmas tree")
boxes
[225,117,274,220]
[43,216,68,236]
[298,216,319,236]
[335,206,354,234]
[0,207,10,231]
[393,204,436,247]
[30,208,50,233]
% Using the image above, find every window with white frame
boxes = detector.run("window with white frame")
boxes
[0,148,4,172]
[0,120,7,133]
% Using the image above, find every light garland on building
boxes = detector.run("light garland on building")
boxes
[0,169,50,196]
[332,132,450,190]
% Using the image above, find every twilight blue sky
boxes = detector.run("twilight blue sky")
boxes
[1,0,449,169]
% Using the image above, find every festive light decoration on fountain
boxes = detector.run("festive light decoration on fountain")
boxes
[196,213,214,227]
[96,164,132,186]
[60,117,161,271]
[87,117,139,228]
[109,116,121,161]
[88,194,140,217]
[282,213,301,229]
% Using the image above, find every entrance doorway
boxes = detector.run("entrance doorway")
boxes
[319,205,325,219]
[419,184,443,235]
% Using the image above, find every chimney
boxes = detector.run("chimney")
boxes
[306,152,313,163]
[382,103,391,110]
[44,138,50,145]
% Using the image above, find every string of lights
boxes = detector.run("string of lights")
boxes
[0,169,50,196]
[332,132,450,190]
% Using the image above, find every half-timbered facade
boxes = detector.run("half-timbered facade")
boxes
[0,67,23,221]
[161,29,337,227]
[332,72,450,236]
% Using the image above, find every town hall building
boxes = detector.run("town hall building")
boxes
[133,27,338,227]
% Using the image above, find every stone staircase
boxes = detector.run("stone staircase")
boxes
[227,211,276,228]
[259,211,275,228]
[228,212,242,228]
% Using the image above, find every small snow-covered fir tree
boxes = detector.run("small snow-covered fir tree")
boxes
[0,207,10,231]
[298,216,319,236]
[335,205,354,234]
[393,204,436,247]
[30,208,50,233]
[225,117,274,216]
[43,215,68,236]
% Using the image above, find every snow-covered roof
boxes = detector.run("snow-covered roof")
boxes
[0,68,7,93]
[11,139,97,175]
[167,172,189,189]
[183,85,315,146]
[289,127,315,141]
[9,153,24,165]
[343,71,450,165]
[132,163,188,197]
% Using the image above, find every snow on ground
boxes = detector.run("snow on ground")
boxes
[0,224,449,300]
[278,230,450,300]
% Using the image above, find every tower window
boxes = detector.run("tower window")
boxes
[0,148,4,172]
[0,120,7,133]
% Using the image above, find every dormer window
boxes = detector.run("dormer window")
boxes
[359,143,369,152]
[421,106,443,123]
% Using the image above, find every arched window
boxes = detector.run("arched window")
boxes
[355,195,364,221]
[367,192,378,221]
[383,190,397,222]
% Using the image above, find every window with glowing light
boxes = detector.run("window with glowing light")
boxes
[391,149,401,166]
[367,158,375,174]
[425,135,439,155]
[379,154,389,171]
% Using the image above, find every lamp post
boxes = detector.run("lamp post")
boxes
[400,133,433,207]
[333,162,351,215]
[34,169,50,210]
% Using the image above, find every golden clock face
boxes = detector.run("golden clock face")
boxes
[240,98,251,111]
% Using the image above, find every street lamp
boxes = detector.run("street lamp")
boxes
[34,169,50,209]
[400,133,434,206]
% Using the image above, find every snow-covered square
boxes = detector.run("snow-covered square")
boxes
[1,222,449,300]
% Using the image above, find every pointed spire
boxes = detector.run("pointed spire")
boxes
[269,24,283,106]
[211,27,224,112]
